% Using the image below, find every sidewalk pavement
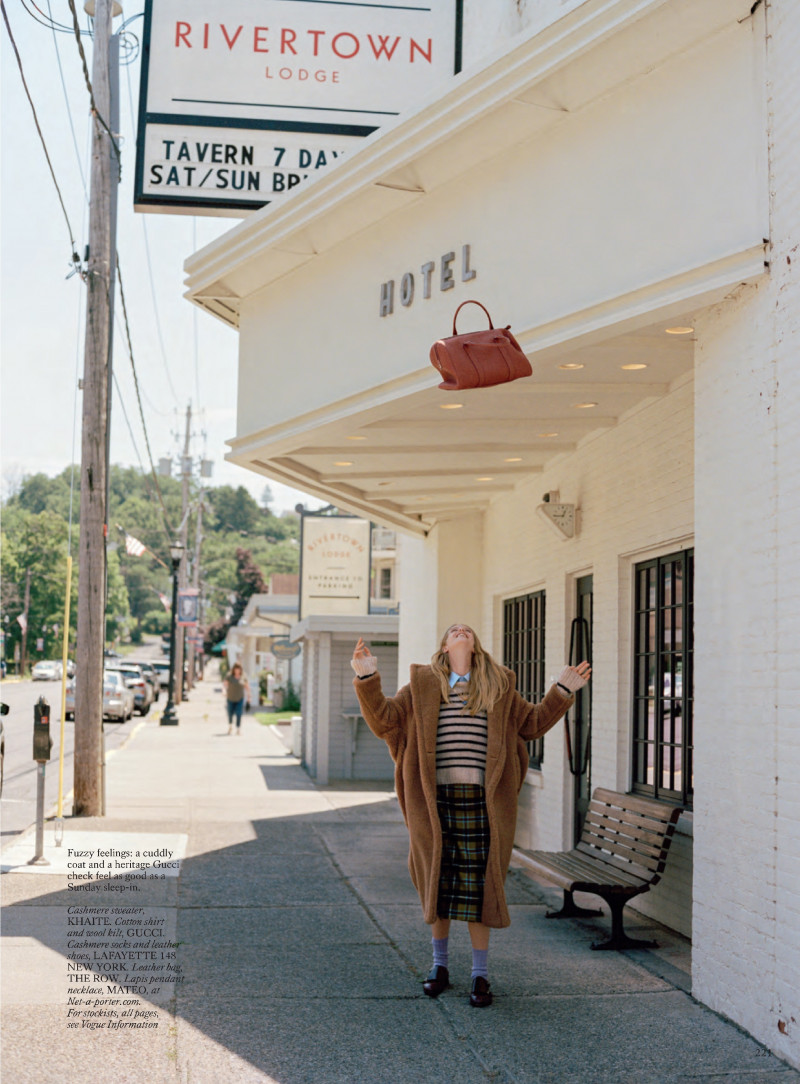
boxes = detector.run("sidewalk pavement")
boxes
[2,675,798,1084]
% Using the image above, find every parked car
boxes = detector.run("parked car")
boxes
[137,661,160,703]
[102,671,135,721]
[105,664,154,715]
[64,671,135,722]
[32,660,62,681]
[150,660,171,690]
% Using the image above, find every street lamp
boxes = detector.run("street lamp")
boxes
[160,541,184,726]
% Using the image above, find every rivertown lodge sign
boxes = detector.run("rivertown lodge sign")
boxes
[134,0,464,216]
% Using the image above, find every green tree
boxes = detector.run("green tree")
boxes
[0,505,78,669]
[203,547,267,653]
[207,485,261,535]
[13,470,74,519]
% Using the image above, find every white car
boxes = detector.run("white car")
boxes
[64,671,135,722]
[32,660,62,681]
[102,671,135,721]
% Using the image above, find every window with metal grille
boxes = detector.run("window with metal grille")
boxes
[503,590,546,769]
[632,549,693,805]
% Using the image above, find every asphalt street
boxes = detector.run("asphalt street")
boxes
[0,642,166,844]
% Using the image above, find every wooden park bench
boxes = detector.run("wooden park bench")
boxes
[523,788,684,951]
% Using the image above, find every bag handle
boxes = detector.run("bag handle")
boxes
[452,299,494,335]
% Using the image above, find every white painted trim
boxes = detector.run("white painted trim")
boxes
[225,244,764,465]
[518,246,768,356]
[291,614,399,640]
[185,0,743,308]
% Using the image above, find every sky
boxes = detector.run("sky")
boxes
[0,1,324,514]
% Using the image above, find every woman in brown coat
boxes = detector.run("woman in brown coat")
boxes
[351,624,590,1007]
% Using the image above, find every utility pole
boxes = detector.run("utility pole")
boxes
[186,486,204,690]
[74,0,119,816]
[19,568,31,677]
[173,405,192,702]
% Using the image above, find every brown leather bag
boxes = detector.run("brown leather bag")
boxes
[430,300,532,391]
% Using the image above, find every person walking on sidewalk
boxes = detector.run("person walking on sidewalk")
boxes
[223,662,250,735]
[351,625,591,1008]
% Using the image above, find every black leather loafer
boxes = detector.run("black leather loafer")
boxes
[422,965,450,998]
[469,975,493,1007]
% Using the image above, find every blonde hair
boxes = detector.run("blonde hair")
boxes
[430,625,508,714]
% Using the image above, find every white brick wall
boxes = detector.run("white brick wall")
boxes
[692,0,800,1067]
[479,376,695,936]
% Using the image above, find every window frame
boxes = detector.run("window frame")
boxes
[379,567,392,599]
[631,548,694,807]
[502,589,546,769]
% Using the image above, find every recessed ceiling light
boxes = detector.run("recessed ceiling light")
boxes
[504,457,522,462]
[574,402,598,409]
[559,362,585,370]
[538,432,559,438]
[333,460,353,466]
[439,403,463,410]
[476,476,494,482]
[345,435,366,441]
[621,363,648,370]
[665,326,694,335]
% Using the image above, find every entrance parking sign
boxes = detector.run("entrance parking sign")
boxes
[135,0,463,216]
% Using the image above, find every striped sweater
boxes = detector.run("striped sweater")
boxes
[435,680,488,785]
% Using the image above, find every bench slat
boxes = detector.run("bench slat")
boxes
[580,825,667,866]
[577,836,662,874]
[568,845,654,888]
[582,817,667,859]
[532,847,651,884]
[586,800,676,836]
[527,849,649,891]
[591,788,681,825]
[583,809,668,850]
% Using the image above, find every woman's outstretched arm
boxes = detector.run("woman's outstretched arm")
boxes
[351,639,412,758]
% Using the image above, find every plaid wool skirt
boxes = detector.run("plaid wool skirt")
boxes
[436,783,491,922]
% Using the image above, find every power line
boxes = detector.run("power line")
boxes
[67,189,90,554]
[45,0,89,200]
[116,255,176,543]
[20,0,82,34]
[18,0,72,33]
[1,0,82,271]
[110,366,167,523]
[64,0,121,166]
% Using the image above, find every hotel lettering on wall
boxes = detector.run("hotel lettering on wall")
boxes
[299,515,372,619]
[134,0,464,215]
[379,244,476,316]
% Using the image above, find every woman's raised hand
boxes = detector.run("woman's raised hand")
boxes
[351,637,378,677]
[555,661,592,694]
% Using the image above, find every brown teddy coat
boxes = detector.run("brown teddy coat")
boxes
[353,664,574,929]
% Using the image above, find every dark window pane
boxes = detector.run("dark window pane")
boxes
[632,549,693,805]
[504,590,546,769]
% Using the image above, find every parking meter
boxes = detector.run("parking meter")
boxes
[33,697,52,762]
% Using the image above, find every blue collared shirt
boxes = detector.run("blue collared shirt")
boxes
[448,670,470,687]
